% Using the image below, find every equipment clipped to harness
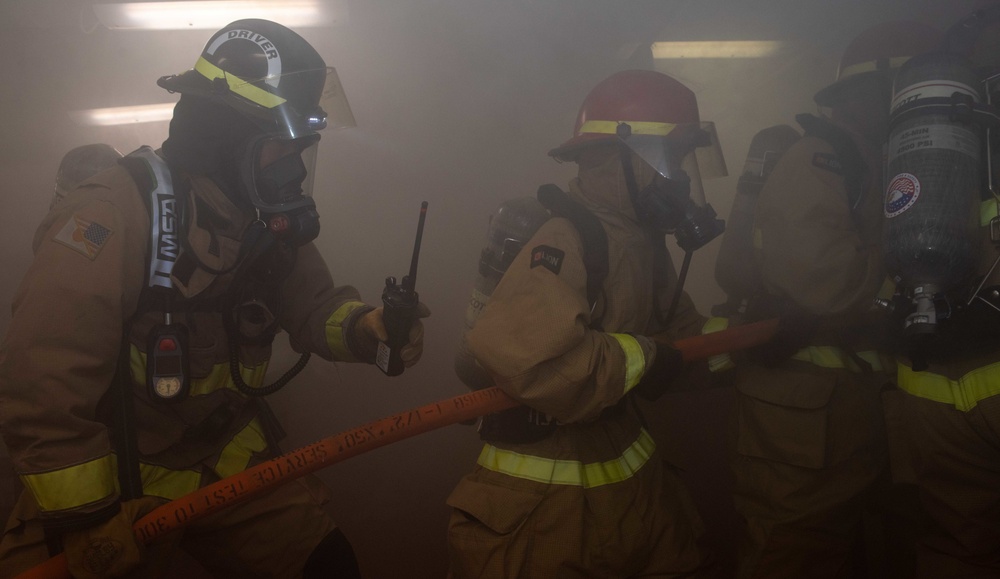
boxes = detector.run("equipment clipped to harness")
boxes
[876,51,1000,367]
[147,306,192,402]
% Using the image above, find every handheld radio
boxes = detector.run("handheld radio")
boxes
[377,202,428,376]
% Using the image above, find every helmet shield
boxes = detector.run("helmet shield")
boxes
[615,120,727,183]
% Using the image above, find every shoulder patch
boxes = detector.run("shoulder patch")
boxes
[530,245,564,275]
[812,152,843,175]
[53,214,113,260]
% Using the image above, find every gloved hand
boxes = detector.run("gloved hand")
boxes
[62,497,163,579]
[633,342,685,402]
[745,308,820,368]
[355,302,432,367]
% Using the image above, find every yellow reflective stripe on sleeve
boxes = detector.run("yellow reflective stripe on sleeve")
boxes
[477,429,656,488]
[701,317,735,372]
[791,347,887,373]
[898,361,1000,412]
[839,56,912,80]
[609,333,646,393]
[325,301,369,360]
[20,455,118,512]
[981,198,998,227]
[130,345,269,397]
[214,418,268,479]
[194,57,286,109]
[137,462,202,501]
[579,120,676,136]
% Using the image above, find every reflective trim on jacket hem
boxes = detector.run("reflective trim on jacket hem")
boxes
[898,361,1000,412]
[791,347,887,373]
[325,301,370,360]
[20,454,118,512]
[609,333,645,394]
[214,418,268,479]
[476,428,656,488]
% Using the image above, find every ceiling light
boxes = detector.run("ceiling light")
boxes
[70,103,176,126]
[92,1,342,30]
[652,41,785,59]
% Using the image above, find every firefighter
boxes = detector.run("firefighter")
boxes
[446,69,726,577]
[728,20,942,578]
[885,5,1000,576]
[0,19,427,579]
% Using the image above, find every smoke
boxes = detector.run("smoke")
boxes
[0,0,977,576]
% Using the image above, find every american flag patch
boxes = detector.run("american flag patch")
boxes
[54,214,113,260]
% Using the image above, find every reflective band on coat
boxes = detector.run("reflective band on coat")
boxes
[215,418,268,479]
[578,120,676,136]
[839,56,912,81]
[137,462,202,501]
[477,429,656,488]
[981,198,998,227]
[898,361,1000,412]
[194,57,286,109]
[20,455,117,512]
[130,345,269,397]
[325,301,370,360]
[609,333,646,394]
[791,347,886,373]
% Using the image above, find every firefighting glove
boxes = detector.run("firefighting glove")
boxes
[745,308,820,368]
[62,496,162,579]
[633,343,685,402]
[355,303,432,366]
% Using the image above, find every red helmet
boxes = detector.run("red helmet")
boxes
[549,70,726,181]
[815,20,944,107]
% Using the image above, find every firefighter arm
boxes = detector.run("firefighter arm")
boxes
[467,220,653,423]
[754,143,883,317]
[276,242,376,362]
[0,196,146,530]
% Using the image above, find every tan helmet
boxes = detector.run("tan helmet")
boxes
[814,20,944,107]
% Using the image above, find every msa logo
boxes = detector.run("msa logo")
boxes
[156,194,179,262]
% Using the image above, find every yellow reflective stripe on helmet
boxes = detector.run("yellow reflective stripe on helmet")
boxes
[137,462,202,501]
[839,56,912,81]
[609,333,646,393]
[194,56,286,109]
[981,198,998,227]
[130,345,269,397]
[791,347,886,373]
[702,317,735,373]
[898,361,1000,412]
[20,455,118,512]
[578,120,676,136]
[325,301,370,360]
[477,429,656,488]
[215,418,268,479]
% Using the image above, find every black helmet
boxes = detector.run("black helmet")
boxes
[157,19,355,138]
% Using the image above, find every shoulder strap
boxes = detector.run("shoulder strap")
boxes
[536,184,609,314]
[795,113,868,212]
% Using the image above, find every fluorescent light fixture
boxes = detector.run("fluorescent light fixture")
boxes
[93,1,341,30]
[652,41,785,59]
[70,103,176,126]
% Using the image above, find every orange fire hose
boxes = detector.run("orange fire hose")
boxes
[17,318,777,579]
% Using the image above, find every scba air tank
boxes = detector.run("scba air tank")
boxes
[454,197,549,390]
[883,51,984,294]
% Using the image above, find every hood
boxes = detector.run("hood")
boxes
[565,146,659,225]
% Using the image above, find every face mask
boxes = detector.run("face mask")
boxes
[632,171,692,232]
